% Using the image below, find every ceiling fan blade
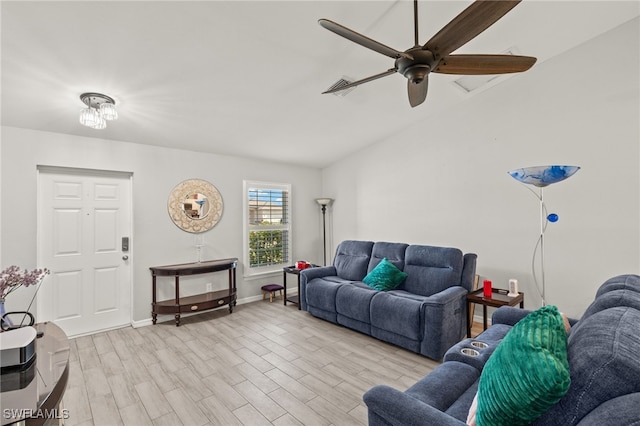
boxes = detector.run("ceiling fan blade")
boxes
[319,19,413,60]
[434,54,537,74]
[408,76,429,108]
[424,1,521,58]
[322,69,398,94]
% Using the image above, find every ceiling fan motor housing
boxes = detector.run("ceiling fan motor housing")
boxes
[396,48,437,84]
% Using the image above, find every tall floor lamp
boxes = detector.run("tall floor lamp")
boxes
[315,198,334,266]
[508,165,580,306]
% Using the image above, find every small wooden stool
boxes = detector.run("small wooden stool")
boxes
[261,284,284,302]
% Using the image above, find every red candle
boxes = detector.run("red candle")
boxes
[483,280,492,297]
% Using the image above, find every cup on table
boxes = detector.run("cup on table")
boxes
[483,280,492,298]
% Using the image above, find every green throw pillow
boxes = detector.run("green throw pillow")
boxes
[476,305,570,426]
[363,258,407,291]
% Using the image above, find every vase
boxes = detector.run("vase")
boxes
[0,298,13,329]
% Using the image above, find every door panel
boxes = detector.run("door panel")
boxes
[53,209,82,255]
[53,270,82,320]
[95,209,118,251]
[94,266,119,313]
[38,167,132,337]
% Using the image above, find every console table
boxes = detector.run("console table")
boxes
[150,258,237,326]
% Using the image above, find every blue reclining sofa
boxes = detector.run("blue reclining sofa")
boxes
[299,240,477,360]
[364,274,640,425]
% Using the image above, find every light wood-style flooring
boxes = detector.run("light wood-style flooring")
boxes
[63,299,469,426]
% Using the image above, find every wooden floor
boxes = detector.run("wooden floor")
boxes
[63,299,475,426]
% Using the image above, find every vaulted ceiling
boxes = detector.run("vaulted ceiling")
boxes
[2,1,638,168]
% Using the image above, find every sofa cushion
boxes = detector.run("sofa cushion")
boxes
[363,258,408,291]
[536,305,640,425]
[579,288,640,323]
[305,278,344,322]
[476,305,570,426]
[336,282,377,325]
[370,292,424,341]
[368,242,409,272]
[574,393,640,426]
[333,240,374,281]
[595,274,640,298]
[401,245,463,297]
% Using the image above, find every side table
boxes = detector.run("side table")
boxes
[282,265,318,309]
[466,288,524,337]
[282,266,303,309]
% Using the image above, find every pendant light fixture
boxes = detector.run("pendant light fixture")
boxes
[79,92,117,129]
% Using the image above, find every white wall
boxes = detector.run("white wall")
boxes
[322,19,640,317]
[0,127,323,323]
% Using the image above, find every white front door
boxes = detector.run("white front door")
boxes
[37,167,132,337]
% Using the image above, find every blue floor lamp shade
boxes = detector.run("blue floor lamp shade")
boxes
[508,165,580,187]
[508,165,580,306]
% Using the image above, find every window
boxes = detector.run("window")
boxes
[243,181,291,276]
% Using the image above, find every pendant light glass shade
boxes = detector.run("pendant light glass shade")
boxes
[99,102,118,121]
[92,115,107,129]
[79,92,117,129]
[79,107,101,128]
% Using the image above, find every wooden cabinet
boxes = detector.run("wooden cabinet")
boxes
[150,258,237,326]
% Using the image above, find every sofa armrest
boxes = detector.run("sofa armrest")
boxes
[421,286,469,359]
[299,266,337,310]
[491,306,532,326]
[364,385,467,426]
[492,306,579,329]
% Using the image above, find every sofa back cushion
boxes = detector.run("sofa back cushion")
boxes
[535,304,640,425]
[579,288,640,323]
[333,240,374,281]
[595,274,640,299]
[400,245,464,297]
[368,242,409,272]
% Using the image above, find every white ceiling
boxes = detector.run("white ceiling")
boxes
[2,1,638,168]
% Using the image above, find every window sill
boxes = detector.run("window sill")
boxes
[243,270,282,280]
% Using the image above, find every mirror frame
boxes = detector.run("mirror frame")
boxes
[167,179,223,233]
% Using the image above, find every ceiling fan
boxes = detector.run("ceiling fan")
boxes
[319,0,537,107]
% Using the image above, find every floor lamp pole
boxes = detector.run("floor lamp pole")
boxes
[539,187,546,306]
[508,165,580,307]
[321,204,327,266]
[315,198,334,266]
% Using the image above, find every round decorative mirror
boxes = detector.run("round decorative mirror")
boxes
[168,179,223,233]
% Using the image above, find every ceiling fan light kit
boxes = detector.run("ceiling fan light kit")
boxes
[79,92,118,130]
[319,0,537,107]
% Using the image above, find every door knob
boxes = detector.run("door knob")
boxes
[122,255,129,260]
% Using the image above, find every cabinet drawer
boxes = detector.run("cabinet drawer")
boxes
[179,296,232,313]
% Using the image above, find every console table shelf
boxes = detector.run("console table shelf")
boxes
[150,258,237,326]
